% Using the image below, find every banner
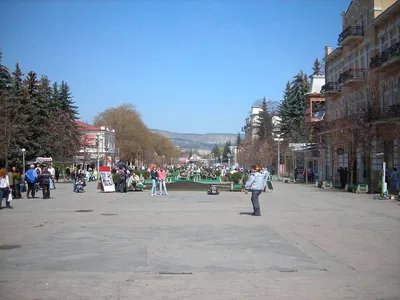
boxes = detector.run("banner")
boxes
[100,171,115,193]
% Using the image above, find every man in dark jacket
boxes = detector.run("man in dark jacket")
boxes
[40,166,52,199]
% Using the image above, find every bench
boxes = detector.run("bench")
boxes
[345,183,368,193]
[316,180,333,189]
[230,184,244,192]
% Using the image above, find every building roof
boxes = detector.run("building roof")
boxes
[75,121,101,131]
[306,74,325,95]
[75,120,115,132]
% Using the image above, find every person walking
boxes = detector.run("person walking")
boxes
[25,164,38,199]
[390,167,399,195]
[0,168,13,209]
[244,165,265,216]
[150,166,158,196]
[39,166,52,199]
[48,164,56,189]
[71,167,78,192]
[158,167,169,195]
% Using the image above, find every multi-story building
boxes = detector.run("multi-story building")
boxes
[319,0,400,188]
[242,105,282,141]
[75,121,116,168]
[243,105,262,141]
[305,73,326,124]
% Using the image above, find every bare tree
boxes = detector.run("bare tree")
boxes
[94,104,180,165]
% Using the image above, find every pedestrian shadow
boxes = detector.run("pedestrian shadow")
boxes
[239,212,253,216]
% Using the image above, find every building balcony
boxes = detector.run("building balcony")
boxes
[338,69,365,86]
[338,26,364,46]
[320,82,341,96]
[379,104,400,120]
[370,42,400,70]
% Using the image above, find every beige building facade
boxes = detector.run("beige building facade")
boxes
[320,0,400,188]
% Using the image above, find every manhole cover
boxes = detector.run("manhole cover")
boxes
[75,210,93,213]
[0,244,22,250]
[100,213,118,216]
[159,272,193,275]
[279,269,298,273]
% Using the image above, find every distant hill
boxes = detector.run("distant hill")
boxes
[150,129,241,150]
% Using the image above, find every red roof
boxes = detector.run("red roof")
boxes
[75,121,102,131]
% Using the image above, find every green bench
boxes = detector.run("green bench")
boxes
[316,180,333,189]
[345,183,368,193]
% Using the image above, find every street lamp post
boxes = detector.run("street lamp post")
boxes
[21,148,26,174]
[96,134,100,171]
[105,147,109,167]
[136,147,142,166]
[274,134,284,180]
[227,153,231,168]
[153,152,158,164]
[219,155,222,164]
[162,154,165,165]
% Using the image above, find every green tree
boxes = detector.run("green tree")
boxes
[0,53,14,167]
[312,58,322,75]
[211,144,220,162]
[236,132,242,147]
[51,81,81,164]
[279,72,310,142]
[255,97,274,142]
[222,141,231,162]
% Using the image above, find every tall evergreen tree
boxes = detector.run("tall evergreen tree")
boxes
[279,72,310,142]
[236,132,242,147]
[6,64,30,166]
[0,53,14,166]
[52,81,80,162]
[211,144,220,162]
[312,58,322,75]
[255,97,274,142]
[222,141,231,162]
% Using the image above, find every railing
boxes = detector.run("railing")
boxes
[320,82,341,94]
[338,69,365,84]
[370,42,400,69]
[338,26,364,44]
[380,104,400,118]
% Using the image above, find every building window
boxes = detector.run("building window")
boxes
[389,29,396,46]
[397,26,400,43]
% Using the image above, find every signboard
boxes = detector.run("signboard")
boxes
[36,157,53,163]
[98,166,115,192]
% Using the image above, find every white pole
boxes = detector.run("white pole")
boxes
[277,141,280,180]
[97,136,100,171]
[382,162,387,195]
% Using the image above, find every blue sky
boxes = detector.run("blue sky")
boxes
[1,0,349,134]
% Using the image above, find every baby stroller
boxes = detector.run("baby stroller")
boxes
[35,182,41,193]
[75,178,85,193]
[207,184,219,195]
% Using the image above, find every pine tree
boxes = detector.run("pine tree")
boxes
[222,141,231,162]
[255,97,274,142]
[51,81,80,162]
[279,72,310,142]
[0,53,14,166]
[211,144,220,161]
[236,132,242,147]
[312,58,322,75]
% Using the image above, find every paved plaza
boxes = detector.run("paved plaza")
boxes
[0,181,399,300]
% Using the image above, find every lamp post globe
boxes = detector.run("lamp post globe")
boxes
[21,148,26,174]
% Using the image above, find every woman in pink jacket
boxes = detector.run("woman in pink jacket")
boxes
[158,167,169,195]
